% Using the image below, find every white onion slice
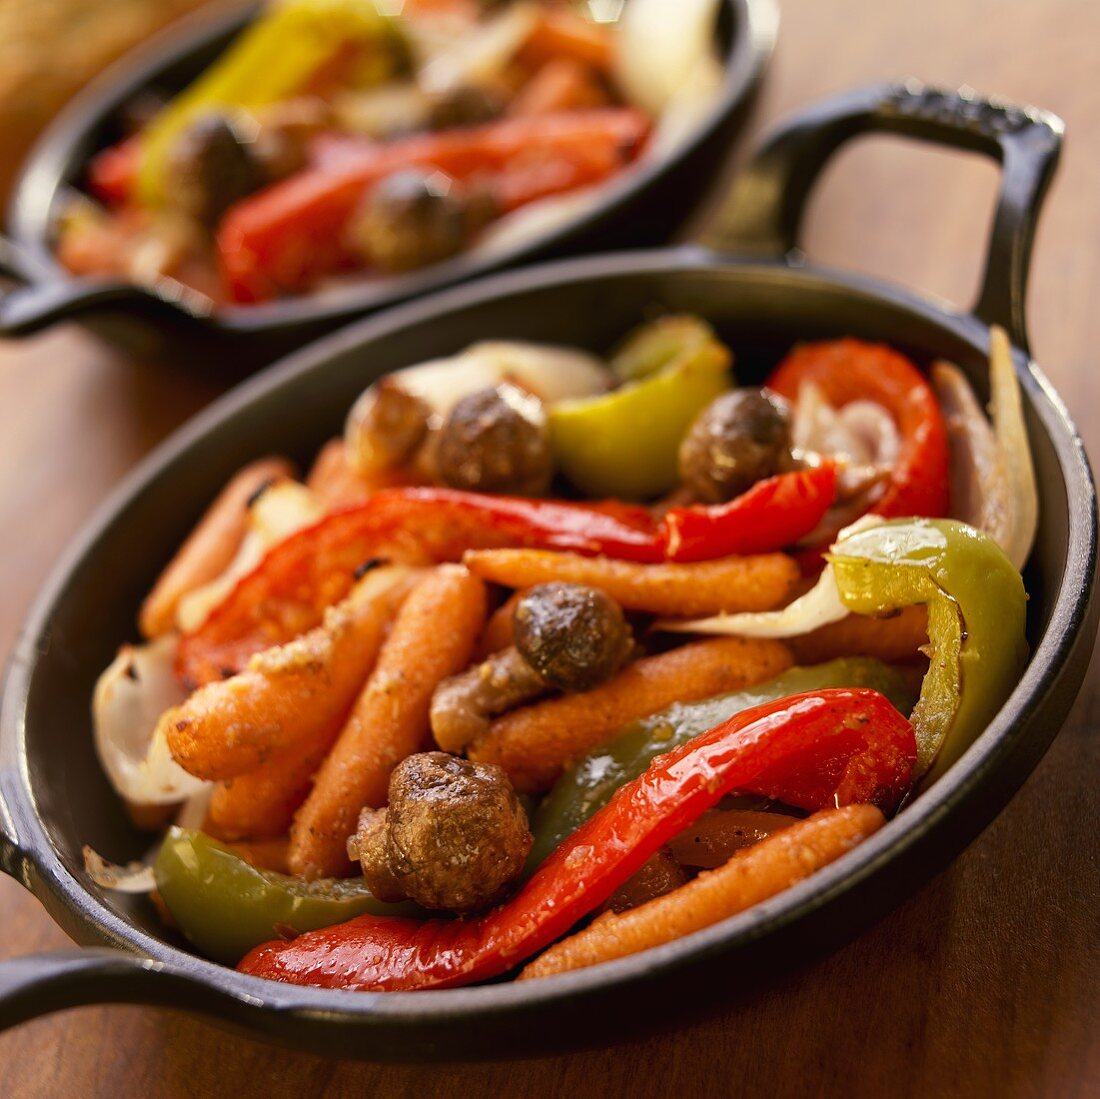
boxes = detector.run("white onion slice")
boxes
[83,847,156,894]
[613,0,721,116]
[93,635,209,806]
[989,326,1038,570]
[643,55,723,157]
[658,516,884,638]
[418,3,539,95]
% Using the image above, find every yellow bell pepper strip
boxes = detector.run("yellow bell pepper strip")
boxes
[828,518,1028,784]
[528,656,917,869]
[137,0,396,205]
[238,688,916,991]
[548,333,732,499]
[153,827,414,965]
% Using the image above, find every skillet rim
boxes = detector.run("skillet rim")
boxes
[4,0,779,336]
[0,245,1095,1028]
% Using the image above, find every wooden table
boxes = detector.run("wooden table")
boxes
[1,0,1097,1094]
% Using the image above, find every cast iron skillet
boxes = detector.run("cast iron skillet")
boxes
[0,0,776,367]
[0,82,1095,1060]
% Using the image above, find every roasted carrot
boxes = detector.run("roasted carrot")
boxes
[463,549,801,618]
[207,735,333,841]
[289,565,488,879]
[519,9,614,72]
[306,438,422,511]
[226,835,291,874]
[165,566,416,780]
[468,636,793,794]
[789,605,929,666]
[474,590,523,659]
[519,804,885,980]
[306,439,373,509]
[139,457,294,638]
[509,57,608,117]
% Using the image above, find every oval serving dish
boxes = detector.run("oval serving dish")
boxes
[0,82,1094,1059]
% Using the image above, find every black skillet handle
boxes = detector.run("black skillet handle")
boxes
[0,775,257,1032]
[701,80,1064,353]
[0,234,152,336]
[0,948,262,1031]
[0,950,165,1028]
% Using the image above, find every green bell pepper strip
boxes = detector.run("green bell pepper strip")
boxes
[528,657,917,869]
[828,518,1028,785]
[153,827,414,965]
[137,0,395,206]
[548,334,732,500]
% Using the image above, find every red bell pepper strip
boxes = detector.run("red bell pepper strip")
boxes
[176,487,663,685]
[217,108,650,302]
[660,465,838,563]
[767,339,950,520]
[87,137,140,206]
[238,687,915,990]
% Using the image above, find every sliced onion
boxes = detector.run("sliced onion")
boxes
[643,55,723,157]
[345,341,610,474]
[931,329,1037,571]
[613,0,721,116]
[932,360,1010,544]
[657,516,884,638]
[93,635,209,806]
[83,847,156,894]
[791,382,899,467]
[175,785,214,832]
[989,326,1038,570]
[418,3,539,95]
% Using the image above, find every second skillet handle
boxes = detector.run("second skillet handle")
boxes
[0,233,151,337]
[701,80,1064,353]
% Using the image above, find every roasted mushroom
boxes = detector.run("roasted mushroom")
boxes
[350,752,532,914]
[678,388,792,503]
[348,168,479,273]
[513,582,633,692]
[430,582,633,752]
[436,383,554,495]
[346,376,432,474]
[428,84,503,130]
[164,113,265,228]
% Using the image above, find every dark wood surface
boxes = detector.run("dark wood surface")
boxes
[0,0,1097,1094]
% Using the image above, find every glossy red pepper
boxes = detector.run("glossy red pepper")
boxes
[87,137,140,206]
[660,465,837,563]
[767,339,949,519]
[238,687,915,990]
[176,487,663,684]
[217,108,650,302]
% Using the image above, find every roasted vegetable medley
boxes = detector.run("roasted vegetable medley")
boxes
[89,318,1037,990]
[57,0,726,306]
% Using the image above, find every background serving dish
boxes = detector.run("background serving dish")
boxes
[0,82,1094,1060]
[0,0,776,368]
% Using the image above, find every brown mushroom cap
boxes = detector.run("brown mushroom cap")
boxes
[355,752,532,914]
[436,384,553,495]
[678,388,792,503]
[513,583,633,692]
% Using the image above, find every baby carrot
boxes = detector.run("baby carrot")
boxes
[468,636,793,794]
[140,457,293,638]
[288,565,488,879]
[519,804,884,980]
